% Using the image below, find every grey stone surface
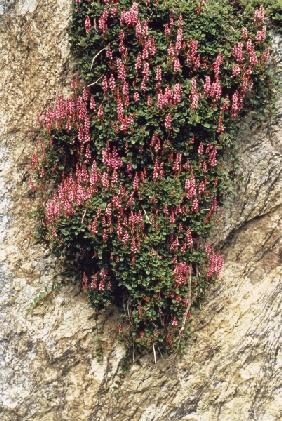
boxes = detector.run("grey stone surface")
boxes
[0,2,281,420]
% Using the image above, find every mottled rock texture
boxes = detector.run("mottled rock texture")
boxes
[0,2,281,420]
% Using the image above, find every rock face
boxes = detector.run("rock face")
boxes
[0,2,281,420]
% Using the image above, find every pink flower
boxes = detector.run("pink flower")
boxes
[147,95,152,107]
[165,113,172,130]
[232,64,241,77]
[135,21,142,39]
[210,81,222,101]
[106,48,113,60]
[261,49,270,63]
[99,279,105,291]
[173,262,191,285]
[204,76,211,95]
[233,42,244,63]
[90,96,96,111]
[187,40,200,70]
[198,142,204,155]
[242,27,248,40]
[142,62,150,82]
[98,9,109,34]
[185,177,196,199]
[172,152,182,174]
[133,173,139,191]
[101,76,108,95]
[254,5,265,23]
[167,42,175,59]
[82,272,88,290]
[85,16,91,33]
[173,57,181,72]
[131,237,138,254]
[120,2,139,26]
[164,24,170,36]
[82,87,89,101]
[246,40,258,66]
[97,104,104,120]
[156,66,162,82]
[206,144,218,167]
[256,27,266,43]
[70,76,79,91]
[101,172,109,190]
[198,178,207,195]
[190,78,199,109]
[213,53,223,80]
[116,58,126,81]
[153,159,159,181]
[109,74,116,93]
[135,54,142,72]
[172,317,178,327]
[231,90,240,118]
[186,228,193,249]
[206,245,224,278]
[173,83,182,104]
[91,274,98,289]
[192,198,199,212]
[217,113,224,134]
[90,218,98,235]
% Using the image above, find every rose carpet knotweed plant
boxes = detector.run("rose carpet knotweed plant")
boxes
[30,0,273,356]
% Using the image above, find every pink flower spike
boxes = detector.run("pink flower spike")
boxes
[82,272,88,290]
[85,16,91,34]
[172,317,178,327]
[165,113,172,130]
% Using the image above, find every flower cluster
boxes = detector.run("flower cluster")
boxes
[31,1,271,354]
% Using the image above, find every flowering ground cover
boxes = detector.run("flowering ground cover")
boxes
[30,0,275,355]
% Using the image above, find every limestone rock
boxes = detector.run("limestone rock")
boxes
[0,2,281,420]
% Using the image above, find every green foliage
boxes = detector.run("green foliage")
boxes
[240,0,282,32]
[30,0,275,357]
